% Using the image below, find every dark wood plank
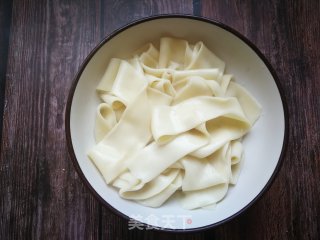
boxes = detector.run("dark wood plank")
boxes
[100,0,194,34]
[0,0,12,146]
[0,0,103,239]
[201,0,320,239]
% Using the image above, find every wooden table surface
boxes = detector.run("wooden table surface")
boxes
[1,0,319,239]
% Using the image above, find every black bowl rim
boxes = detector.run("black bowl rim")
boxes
[65,14,289,233]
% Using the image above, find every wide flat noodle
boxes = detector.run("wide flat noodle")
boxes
[127,129,209,183]
[158,37,192,69]
[151,96,250,143]
[186,41,226,72]
[191,116,249,158]
[180,155,227,191]
[88,88,172,183]
[180,183,229,210]
[172,76,216,105]
[119,168,180,200]
[226,81,262,125]
[94,103,117,142]
[173,69,221,83]
[88,37,261,209]
[138,172,183,207]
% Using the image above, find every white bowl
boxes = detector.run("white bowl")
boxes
[65,15,288,232]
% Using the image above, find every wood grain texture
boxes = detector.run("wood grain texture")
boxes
[0,0,319,239]
[0,0,12,149]
[0,0,103,239]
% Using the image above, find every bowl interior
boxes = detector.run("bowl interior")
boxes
[68,16,286,231]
